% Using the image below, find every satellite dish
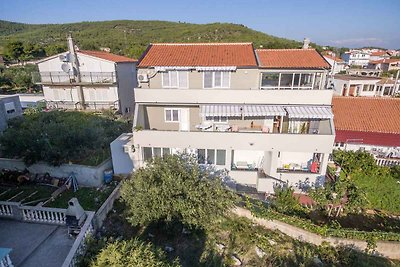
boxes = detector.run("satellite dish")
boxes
[61,63,71,73]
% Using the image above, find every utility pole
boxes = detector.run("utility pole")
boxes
[67,34,86,110]
[393,70,400,96]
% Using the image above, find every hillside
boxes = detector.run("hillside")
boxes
[0,20,304,59]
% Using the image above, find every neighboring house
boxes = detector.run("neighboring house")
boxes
[0,95,23,131]
[341,50,370,66]
[376,78,400,97]
[332,75,380,97]
[369,51,391,61]
[332,97,400,166]
[127,43,334,193]
[368,58,400,72]
[323,54,345,74]
[34,36,137,115]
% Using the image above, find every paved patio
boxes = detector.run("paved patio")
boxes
[0,219,74,267]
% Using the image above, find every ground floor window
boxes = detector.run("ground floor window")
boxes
[197,149,226,166]
[143,147,171,161]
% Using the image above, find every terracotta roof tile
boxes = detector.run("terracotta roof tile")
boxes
[79,50,137,63]
[335,130,400,147]
[256,49,330,69]
[370,51,389,56]
[323,54,344,63]
[138,43,257,67]
[332,97,400,134]
[369,58,400,64]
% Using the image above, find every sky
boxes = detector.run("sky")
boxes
[1,0,399,49]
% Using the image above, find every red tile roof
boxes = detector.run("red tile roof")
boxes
[323,54,344,63]
[369,58,400,64]
[335,130,400,147]
[138,43,258,67]
[332,97,400,134]
[370,51,389,56]
[79,50,137,63]
[256,49,330,69]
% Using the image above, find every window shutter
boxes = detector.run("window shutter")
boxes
[162,72,170,87]
[204,72,213,88]
[222,72,230,87]
[178,71,188,88]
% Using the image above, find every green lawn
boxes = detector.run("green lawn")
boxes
[0,182,117,211]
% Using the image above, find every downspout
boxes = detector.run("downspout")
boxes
[67,34,85,110]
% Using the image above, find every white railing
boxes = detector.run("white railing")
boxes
[0,249,13,267]
[0,203,13,217]
[62,212,95,267]
[21,206,66,225]
[375,157,400,167]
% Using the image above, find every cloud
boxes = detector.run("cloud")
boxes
[329,37,384,47]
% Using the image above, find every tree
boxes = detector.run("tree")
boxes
[120,154,237,230]
[91,238,180,267]
[4,41,24,62]
[272,185,303,215]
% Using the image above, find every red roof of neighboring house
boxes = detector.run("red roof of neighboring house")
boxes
[369,58,400,64]
[323,54,344,63]
[370,51,389,57]
[79,50,137,63]
[335,130,400,147]
[137,43,258,67]
[332,97,400,134]
[256,49,330,69]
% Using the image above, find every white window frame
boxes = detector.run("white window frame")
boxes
[260,72,318,90]
[197,149,226,166]
[203,71,231,89]
[164,108,180,123]
[143,147,171,160]
[205,116,228,123]
[161,71,189,89]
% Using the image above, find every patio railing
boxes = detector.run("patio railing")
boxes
[32,71,117,85]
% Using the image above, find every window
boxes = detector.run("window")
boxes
[203,71,230,88]
[261,72,317,90]
[205,116,228,122]
[261,73,279,87]
[197,149,226,166]
[165,109,180,122]
[362,84,374,91]
[162,71,188,88]
[280,74,293,88]
[4,102,16,114]
[143,147,171,161]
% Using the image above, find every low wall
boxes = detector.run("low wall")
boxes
[233,207,400,260]
[94,182,122,229]
[0,158,112,187]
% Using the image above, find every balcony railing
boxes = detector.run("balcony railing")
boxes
[32,71,117,85]
[46,100,119,111]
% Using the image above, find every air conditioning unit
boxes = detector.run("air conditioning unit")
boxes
[137,73,149,83]
[59,53,70,62]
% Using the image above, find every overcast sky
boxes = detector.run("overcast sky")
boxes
[1,0,399,49]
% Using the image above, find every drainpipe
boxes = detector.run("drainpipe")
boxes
[67,34,85,109]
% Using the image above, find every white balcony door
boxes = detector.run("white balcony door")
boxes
[179,108,190,131]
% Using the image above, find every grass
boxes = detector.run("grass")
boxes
[0,182,117,210]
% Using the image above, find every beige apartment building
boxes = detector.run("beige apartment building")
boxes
[128,43,335,193]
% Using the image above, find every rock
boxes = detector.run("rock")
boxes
[231,255,241,266]
[165,246,174,253]
[216,243,225,252]
[268,239,277,246]
[255,246,266,258]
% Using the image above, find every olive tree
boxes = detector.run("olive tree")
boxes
[121,154,237,229]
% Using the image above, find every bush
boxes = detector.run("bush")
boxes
[91,238,180,267]
[0,111,130,166]
[121,154,237,230]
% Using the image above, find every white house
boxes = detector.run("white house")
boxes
[34,36,137,116]
[341,50,370,66]
[323,54,345,74]
[369,51,391,62]
[125,43,335,193]
[332,75,380,97]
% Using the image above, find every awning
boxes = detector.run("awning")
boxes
[285,106,333,119]
[200,105,242,117]
[200,105,286,117]
[196,66,237,71]
[243,105,286,117]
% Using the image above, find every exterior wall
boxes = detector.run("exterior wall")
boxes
[115,62,137,116]
[0,95,23,131]
[0,158,112,187]
[110,133,134,175]
[324,57,345,74]
[332,78,380,97]
[135,88,334,105]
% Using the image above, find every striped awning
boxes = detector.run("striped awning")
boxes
[200,105,286,117]
[285,106,333,119]
[200,105,242,117]
[243,105,286,117]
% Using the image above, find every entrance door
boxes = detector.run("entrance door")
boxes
[179,108,190,131]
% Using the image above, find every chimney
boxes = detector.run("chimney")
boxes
[303,38,310,49]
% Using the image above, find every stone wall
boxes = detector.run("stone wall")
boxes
[0,158,112,187]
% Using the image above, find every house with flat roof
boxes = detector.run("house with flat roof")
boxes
[341,50,370,66]
[332,97,400,166]
[127,43,334,193]
[33,36,137,115]
[368,58,400,72]
[332,75,399,97]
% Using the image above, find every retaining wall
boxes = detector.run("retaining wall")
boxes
[0,158,112,187]
[94,182,122,229]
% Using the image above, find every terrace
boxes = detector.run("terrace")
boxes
[32,71,117,85]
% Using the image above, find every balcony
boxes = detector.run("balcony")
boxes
[32,72,117,85]
[46,100,119,110]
